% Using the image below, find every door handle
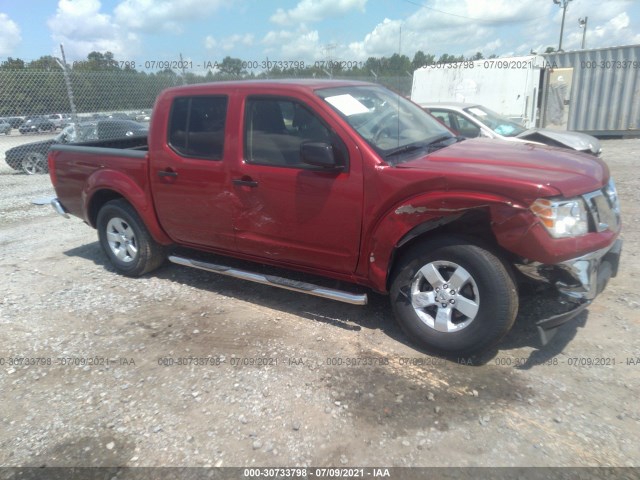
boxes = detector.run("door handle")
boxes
[232,178,258,187]
[158,170,178,178]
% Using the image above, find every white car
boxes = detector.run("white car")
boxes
[47,113,72,130]
[421,102,602,156]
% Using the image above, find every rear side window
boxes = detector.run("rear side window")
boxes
[168,96,228,159]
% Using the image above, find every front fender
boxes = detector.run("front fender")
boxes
[84,169,172,245]
[365,191,526,292]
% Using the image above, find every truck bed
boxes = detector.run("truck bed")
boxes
[48,135,151,224]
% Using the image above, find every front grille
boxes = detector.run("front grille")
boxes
[583,179,621,233]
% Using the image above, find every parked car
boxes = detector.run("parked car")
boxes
[18,116,56,134]
[2,116,24,128]
[422,102,602,156]
[47,113,72,130]
[135,110,152,122]
[47,80,621,356]
[0,120,11,135]
[5,119,148,174]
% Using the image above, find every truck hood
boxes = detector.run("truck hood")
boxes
[515,128,602,155]
[397,138,608,199]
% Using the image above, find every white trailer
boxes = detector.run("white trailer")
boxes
[411,55,547,128]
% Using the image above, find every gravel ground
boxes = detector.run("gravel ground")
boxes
[0,138,639,469]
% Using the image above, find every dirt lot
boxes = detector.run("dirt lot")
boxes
[0,137,639,470]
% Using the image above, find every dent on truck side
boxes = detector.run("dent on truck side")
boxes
[365,191,529,293]
[85,168,173,245]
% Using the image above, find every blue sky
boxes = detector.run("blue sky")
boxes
[1,0,639,72]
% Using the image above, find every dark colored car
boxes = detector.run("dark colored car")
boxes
[3,117,24,128]
[5,119,148,174]
[18,116,56,134]
[0,120,11,135]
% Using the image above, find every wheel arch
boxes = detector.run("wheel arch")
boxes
[386,209,506,290]
[365,193,526,293]
[85,176,172,246]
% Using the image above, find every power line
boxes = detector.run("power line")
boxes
[401,0,549,23]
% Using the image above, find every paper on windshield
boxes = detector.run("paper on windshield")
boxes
[467,107,487,116]
[325,94,369,116]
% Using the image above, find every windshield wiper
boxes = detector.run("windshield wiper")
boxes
[425,134,456,148]
[385,142,429,158]
[385,135,456,158]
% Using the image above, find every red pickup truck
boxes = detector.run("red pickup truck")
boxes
[48,80,622,356]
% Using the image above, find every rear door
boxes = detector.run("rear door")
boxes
[231,95,364,274]
[150,94,235,250]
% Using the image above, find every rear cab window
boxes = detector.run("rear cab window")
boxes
[168,96,228,160]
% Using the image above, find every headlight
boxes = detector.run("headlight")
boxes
[530,197,588,238]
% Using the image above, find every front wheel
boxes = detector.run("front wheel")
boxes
[97,199,166,277]
[390,236,518,357]
[22,152,48,175]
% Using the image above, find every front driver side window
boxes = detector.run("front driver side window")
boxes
[244,97,346,168]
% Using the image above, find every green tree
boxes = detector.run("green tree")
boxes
[73,51,120,71]
[28,56,62,71]
[0,57,25,70]
[412,50,434,69]
[217,56,247,77]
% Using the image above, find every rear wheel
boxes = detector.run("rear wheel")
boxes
[390,236,518,357]
[97,199,166,277]
[22,152,48,175]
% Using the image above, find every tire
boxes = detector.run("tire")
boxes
[96,199,166,277]
[22,152,48,175]
[390,236,518,357]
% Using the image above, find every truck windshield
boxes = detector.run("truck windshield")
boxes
[316,85,454,162]
[463,105,526,137]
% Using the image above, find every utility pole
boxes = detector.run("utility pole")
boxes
[579,17,588,49]
[323,43,337,78]
[553,0,572,52]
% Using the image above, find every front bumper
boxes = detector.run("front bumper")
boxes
[517,238,622,344]
[554,238,622,301]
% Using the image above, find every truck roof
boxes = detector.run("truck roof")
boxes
[162,79,375,96]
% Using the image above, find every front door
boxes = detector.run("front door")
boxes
[232,96,363,274]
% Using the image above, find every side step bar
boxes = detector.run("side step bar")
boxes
[168,255,368,306]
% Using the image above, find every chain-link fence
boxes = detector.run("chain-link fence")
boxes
[0,68,411,174]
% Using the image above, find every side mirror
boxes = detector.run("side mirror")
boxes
[301,142,343,170]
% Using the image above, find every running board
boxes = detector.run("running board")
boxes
[168,255,368,306]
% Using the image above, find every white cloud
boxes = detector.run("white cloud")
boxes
[565,12,640,49]
[347,18,401,59]
[114,0,226,33]
[271,0,367,26]
[205,33,254,52]
[47,0,138,61]
[262,28,322,60]
[527,0,638,52]
[344,0,547,61]
[0,13,21,56]
[204,35,217,50]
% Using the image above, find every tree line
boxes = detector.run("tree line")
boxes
[0,50,497,117]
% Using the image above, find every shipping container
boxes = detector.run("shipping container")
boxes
[542,45,640,137]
